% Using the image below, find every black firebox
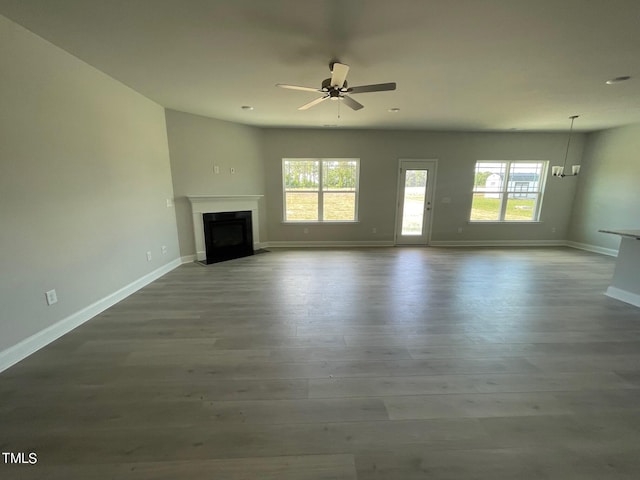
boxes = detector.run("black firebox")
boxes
[202,210,254,264]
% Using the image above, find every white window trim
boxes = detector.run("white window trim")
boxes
[469,160,548,223]
[282,158,360,223]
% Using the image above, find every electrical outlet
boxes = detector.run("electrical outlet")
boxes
[146,251,152,261]
[303,227,309,234]
[214,165,220,174]
[166,198,173,208]
[45,289,58,306]
[161,245,167,255]
[551,227,557,233]
[457,227,463,233]
[372,227,377,234]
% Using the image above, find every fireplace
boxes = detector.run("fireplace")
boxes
[202,210,254,264]
[187,195,263,263]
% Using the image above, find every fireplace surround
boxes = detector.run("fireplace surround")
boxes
[187,195,263,263]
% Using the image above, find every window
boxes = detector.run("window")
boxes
[283,158,359,222]
[470,161,547,222]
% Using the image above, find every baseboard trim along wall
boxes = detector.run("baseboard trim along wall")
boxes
[566,240,619,257]
[184,239,618,253]
[267,240,395,248]
[429,240,567,247]
[0,258,182,373]
[430,240,620,256]
[605,286,640,308]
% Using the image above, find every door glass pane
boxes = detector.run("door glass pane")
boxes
[401,169,427,235]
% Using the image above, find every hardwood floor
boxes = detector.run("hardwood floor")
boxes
[2,247,640,479]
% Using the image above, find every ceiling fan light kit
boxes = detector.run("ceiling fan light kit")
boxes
[277,61,396,111]
[552,115,581,178]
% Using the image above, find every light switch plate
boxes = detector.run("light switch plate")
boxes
[45,289,58,305]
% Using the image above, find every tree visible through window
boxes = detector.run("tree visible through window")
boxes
[283,159,359,221]
[470,161,547,221]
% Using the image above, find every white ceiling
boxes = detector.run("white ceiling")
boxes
[1,0,640,132]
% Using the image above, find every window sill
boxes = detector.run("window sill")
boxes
[467,221,543,225]
[282,221,360,225]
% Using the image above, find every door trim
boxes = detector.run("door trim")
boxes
[394,159,438,246]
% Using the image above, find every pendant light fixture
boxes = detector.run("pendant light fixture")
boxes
[552,115,581,178]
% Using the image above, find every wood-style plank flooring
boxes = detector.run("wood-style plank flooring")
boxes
[2,247,640,479]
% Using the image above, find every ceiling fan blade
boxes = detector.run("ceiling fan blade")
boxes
[276,84,322,93]
[347,82,397,94]
[341,95,364,111]
[298,96,330,110]
[330,62,350,88]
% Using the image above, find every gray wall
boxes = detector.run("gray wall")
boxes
[569,124,640,251]
[0,16,179,352]
[165,110,267,258]
[262,128,584,244]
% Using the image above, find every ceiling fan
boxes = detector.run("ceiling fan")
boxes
[276,61,396,111]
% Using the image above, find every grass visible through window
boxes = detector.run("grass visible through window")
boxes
[286,191,355,221]
[471,194,536,221]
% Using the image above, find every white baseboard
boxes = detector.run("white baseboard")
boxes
[0,258,182,373]
[186,239,617,256]
[566,240,618,257]
[429,239,619,258]
[266,240,395,248]
[429,240,567,247]
[606,286,640,308]
[181,254,197,263]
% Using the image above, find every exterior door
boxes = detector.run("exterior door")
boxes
[395,159,437,245]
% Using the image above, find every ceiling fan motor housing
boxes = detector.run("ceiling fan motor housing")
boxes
[322,78,347,92]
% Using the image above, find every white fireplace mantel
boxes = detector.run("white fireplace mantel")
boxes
[187,195,263,262]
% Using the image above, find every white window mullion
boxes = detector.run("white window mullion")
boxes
[354,161,360,221]
[532,194,541,219]
[282,163,288,221]
[498,161,510,221]
[533,162,547,220]
[318,159,324,221]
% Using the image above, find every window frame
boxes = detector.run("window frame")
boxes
[282,158,360,223]
[469,160,548,223]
